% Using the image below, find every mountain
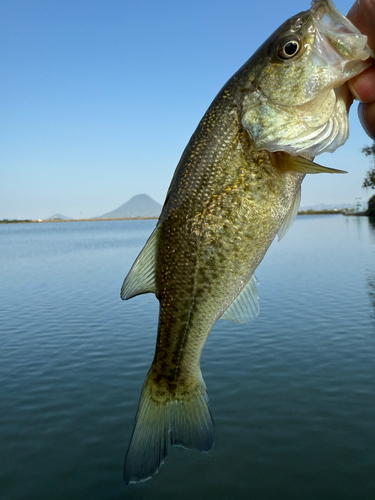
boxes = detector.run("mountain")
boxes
[100,194,162,218]
[47,213,71,220]
[299,203,355,211]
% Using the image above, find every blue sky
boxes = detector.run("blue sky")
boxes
[1,0,373,220]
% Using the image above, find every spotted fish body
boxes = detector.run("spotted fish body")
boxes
[121,0,373,483]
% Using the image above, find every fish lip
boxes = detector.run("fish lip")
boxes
[311,0,362,37]
[311,0,375,61]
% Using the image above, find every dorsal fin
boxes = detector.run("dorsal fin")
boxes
[121,226,160,300]
[221,275,260,324]
[278,186,301,241]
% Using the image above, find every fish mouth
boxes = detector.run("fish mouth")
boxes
[311,0,374,72]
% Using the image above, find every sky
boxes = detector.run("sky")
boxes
[1,0,374,220]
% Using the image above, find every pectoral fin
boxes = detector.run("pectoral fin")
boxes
[271,151,347,174]
[221,275,260,324]
[121,226,160,300]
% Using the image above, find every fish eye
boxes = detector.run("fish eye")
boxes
[277,36,302,60]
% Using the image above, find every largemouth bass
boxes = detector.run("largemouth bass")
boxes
[121,0,374,483]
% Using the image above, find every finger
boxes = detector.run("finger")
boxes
[358,101,375,140]
[348,65,375,102]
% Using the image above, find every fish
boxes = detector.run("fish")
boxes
[121,0,374,484]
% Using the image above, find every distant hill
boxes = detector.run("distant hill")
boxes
[47,213,71,220]
[300,203,356,211]
[100,194,162,218]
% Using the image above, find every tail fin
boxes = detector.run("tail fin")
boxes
[123,370,214,484]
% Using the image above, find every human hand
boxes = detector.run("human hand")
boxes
[347,0,375,139]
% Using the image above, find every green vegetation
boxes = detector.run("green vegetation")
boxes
[362,142,375,190]
[361,141,375,216]
[298,209,343,215]
[368,195,375,216]
[0,219,34,224]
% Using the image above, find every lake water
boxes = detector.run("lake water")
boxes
[1,215,375,500]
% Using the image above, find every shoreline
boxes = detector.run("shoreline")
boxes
[298,210,343,215]
[1,212,370,224]
[0,217,159,224]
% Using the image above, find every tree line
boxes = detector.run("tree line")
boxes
[362,141,375,216]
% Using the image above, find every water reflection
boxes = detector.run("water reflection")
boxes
[368,216,375,244]
[366,217,375,319]
[367,273,375,320]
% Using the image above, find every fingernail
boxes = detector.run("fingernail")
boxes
[348,80,362,102]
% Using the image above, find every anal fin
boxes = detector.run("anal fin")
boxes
[221,275,260,324]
